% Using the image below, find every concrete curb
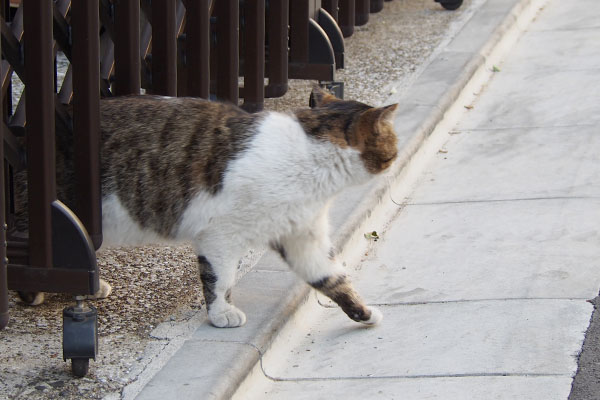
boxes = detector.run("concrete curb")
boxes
[133,0,547,398]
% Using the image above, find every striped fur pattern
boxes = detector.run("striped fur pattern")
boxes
[26,87,398,328]
[100,96,257,237]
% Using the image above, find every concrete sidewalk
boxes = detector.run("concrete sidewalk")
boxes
[133,0,600,398]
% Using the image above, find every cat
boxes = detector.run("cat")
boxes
[20,86,398,328]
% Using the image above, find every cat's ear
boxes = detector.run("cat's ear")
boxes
[377,103,398,124]
[310,84,339,107]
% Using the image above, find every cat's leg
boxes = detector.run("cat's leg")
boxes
[194,238,247,328]
[275,216,382,325]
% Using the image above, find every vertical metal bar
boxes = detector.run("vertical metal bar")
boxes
[24,0,55,268]
[355,0,369,25]
[114,0,141,95]
[216,0,239,103]
[71,0,102,250]
[289,0,309,64]
[370,0,384,13]
[322,0,339,21]
[152,0,177,96]
[185,0,210,99]
[338,0,355,37]
[0,29,8,331]
[265,0,288,98]
[242,0,264,112]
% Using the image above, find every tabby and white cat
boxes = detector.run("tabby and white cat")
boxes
[28,87,399,328]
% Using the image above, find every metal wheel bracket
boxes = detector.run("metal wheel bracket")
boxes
[309,80,345,107]
[321,80,344,100]
[308,18,335,66]
[317,9,345,69]
[63,296,98,377]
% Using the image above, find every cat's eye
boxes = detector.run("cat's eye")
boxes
[381,154,397,164]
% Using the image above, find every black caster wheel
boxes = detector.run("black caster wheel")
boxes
[63,298,98,377]
[438,0,463,10]
[71,358,90,378]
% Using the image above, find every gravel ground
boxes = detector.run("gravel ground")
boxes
[0,1,478,399]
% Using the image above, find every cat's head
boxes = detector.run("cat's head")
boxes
[307,86,399,174]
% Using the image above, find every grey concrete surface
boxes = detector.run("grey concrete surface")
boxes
[353,199,600,303]
[253,376,574,400]
[136,340,259,400]
[457,68,600,129]
[263,300,589,379]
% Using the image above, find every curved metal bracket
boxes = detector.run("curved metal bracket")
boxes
[308,18,335,66]
[318,9,344,69]
[52,200,99,294]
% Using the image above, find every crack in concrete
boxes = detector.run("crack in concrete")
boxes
[371,297,590,307]
[261,371,570,383]
[394,195,599,207]
[452,122,600,131]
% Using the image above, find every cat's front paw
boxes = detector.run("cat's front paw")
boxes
[209,305,247,328]
[360,306,383,326]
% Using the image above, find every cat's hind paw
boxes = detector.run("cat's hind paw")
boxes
[360,306,383,326]
[17,291,45,306]
[87,279,112,300]
[209,305,247,328]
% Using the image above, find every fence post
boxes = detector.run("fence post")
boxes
[71,0,102,250]
[370,0,384,13]
[152,0,177,96]
[185,0,210,99]
[114,0,141,95]
[355,0,369,25]
[265,0,289,98]
[215,0,239,103]
[0,28,8,331]
[24,0,55,268]
[338,0,355,37]
[322,0,339,21]
[242,0,265,112]
[289,0,309,65]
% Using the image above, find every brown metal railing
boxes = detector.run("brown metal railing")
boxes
[0,19,7,330]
